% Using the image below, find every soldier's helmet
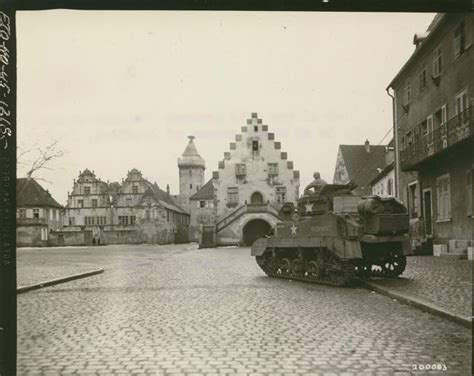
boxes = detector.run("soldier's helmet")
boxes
[313,172,321,179]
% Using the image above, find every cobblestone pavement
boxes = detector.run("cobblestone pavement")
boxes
[367,256,472,319]
[17,245,471,375]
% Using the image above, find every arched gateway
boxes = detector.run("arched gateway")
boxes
[242,218,271,246]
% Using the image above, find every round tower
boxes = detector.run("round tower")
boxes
[177,136,205,212]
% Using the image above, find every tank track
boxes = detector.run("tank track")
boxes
[256,250,406,286]
[256,249,358,287]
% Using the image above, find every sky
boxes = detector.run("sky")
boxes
[16,11,435,205]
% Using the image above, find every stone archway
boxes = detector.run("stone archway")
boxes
[250,192,263,204]
[242,219,271,246]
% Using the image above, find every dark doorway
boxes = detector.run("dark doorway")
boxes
[423,189,433,237]
[250,192,263,204]
[242,219,271,246]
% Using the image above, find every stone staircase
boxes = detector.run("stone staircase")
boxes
[216,202,281,233]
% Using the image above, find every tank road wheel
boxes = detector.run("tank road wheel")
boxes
[325,255,349,287]
[277,257,292,276]
[291,259,304,277]
[306,261,321,281]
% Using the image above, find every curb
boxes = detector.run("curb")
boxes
[362,281,472,329]
[17,268,104,294]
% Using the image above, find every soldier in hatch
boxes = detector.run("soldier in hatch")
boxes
[304,171,327,196]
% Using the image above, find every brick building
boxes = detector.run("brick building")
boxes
[387,13,473,256]
[186,113,300,246]
[16,178,63,247]
[63,169,189,245]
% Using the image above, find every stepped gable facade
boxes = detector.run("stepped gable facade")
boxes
[188,112,300,246]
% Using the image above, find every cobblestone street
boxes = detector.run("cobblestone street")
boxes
[17,245,472,375]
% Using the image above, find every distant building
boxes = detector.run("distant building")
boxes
[186,113,300,246]
[16,178,63,247]
[63,169,189,245]
[369,139,396,197]
[332,140,387,195]
[177,136,206,214]
[387,13,473,255]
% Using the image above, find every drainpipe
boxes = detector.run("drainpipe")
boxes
[386,86,400,199]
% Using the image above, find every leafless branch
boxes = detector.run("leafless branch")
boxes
[18,140,65,179]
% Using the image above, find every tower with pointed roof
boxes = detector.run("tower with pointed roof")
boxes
[177,136,205,212]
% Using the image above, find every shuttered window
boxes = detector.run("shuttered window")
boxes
[436,174,451,221]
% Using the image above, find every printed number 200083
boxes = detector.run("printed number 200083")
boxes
[412,364,447,371]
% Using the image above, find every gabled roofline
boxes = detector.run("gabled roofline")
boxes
[386,14,446,90]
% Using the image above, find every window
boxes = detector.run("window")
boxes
[407,182,419,219]
[235,163,246,176]
[167,211,170,222]
[252,140,259,151]
[387,179,393,196]
[49,209,53,220]
[54,209,58,221]
[189,169,192,177]
[268,163,279,177]
[84,186,91,195]
[404,80,411,104]
[227,187,239,205]
[97,216,107,225]
[119,216,129,225]
[454,20,471,58]
[78,199,84,208]
[33,208,40,219]
[130,216,136,225]
[276,187,287,204]
[433,47,442,77]
[190,184,193,189]
[467,169,473,217]
[199,200,206,208]
[455,89,469,124]
[132,185,138,194]
[254,125,258,131]
[436,174,451,221]
[441,105,447,125]
[19,209,26,218]
[92,199,98,208]
[41,228,48,241]
[69,217,75,226]
[85,216,95,225]
[145,211,151,220]
[418,66,427,92]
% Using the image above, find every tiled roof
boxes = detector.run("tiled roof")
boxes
[369,161,395,186]
[190,179,215,200]
[17,178,63,208]
[339,145,387,190]
[150,183,188,214]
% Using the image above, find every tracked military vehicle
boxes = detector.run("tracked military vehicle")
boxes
[251,184,412,286]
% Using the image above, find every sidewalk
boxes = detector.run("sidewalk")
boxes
[364,255,472,327]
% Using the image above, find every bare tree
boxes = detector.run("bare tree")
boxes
[17,140,64,181]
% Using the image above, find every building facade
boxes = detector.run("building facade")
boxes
[187,113,300,246]
[16,178,64,247]
[63,169,190,245]
[387,13,473,255]
[333,140,387,195]
[369,140,396,197]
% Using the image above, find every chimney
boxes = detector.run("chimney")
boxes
[413,32,429,49]
[166,184,170,196]
[365,139,370,153]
